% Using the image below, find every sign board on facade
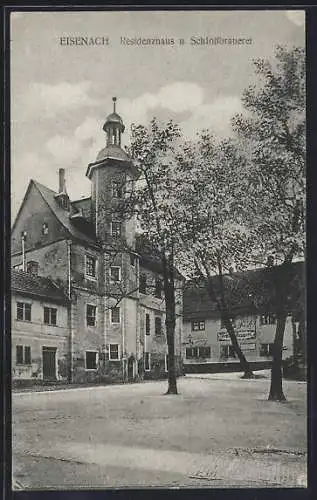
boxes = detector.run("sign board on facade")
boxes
[217,329,256,342]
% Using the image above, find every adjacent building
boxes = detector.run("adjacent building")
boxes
[183,263,305,372]
[11,266,70,382]
[11,99,183,384]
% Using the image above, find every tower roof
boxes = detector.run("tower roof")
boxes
[103,97,125,133]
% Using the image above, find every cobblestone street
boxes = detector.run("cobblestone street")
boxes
[12,375,307,489]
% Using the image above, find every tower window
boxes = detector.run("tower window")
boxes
[112,181,123,198]
[111,222,122,238]
[85,255,97,279]
[110,266,121,282]
[86,305,97,327]
[111,307,120,324]
[42,223,49,235]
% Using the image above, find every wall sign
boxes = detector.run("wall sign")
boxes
[217,329,256,342]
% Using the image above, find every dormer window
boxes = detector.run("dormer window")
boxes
[42,223,49,235]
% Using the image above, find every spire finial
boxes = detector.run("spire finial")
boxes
[112,96,117,113]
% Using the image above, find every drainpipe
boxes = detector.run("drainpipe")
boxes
[21,232,26,271]
[67,240,73,383]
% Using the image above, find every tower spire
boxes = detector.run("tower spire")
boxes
[103,97,125,147]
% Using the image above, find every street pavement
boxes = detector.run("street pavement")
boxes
[12,376,307,489]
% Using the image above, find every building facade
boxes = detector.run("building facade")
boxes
[11,99,183,384]
[183,264,304,372]
[11,267,70,382]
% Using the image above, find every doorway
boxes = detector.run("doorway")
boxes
[127,356,135,381]
[42,347,57,381]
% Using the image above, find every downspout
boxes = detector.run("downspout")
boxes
[95,169,99,236]
[67,240,73,383]
[22,233,26,271]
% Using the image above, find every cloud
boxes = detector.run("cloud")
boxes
[285,10,305,27]
[181,95,244,139]
[157,82,204,113]
[17,81,97,122]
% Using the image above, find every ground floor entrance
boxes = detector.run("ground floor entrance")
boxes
[42,347,57,381]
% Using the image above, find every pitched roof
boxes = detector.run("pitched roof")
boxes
[33,181,99,247]
[11,269,68,303]
[183,261,305,320]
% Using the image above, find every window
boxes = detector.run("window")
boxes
[42,223,49,235]
[85,255,97,279]
[44,307,57,326]
[186,346,211,359]
[145,313,150,335]
[260,343,274,357]
[155,317,162,336]
[139,274,147,294]
[16,302,31,321]
[24,346,31,365]
[16,345,23,364]
[109,344,120,360]
[112,181,123,198]
[86,305,97,327]
[144,352,151,371]
[260,314,276,325]
[16,345,31,365]
[220,345,236,360]
[111,222,122,238]
[130,254,136,266]
[110,266,121,282]
[154,278,162,298]
[192,320,205,331]
[85,351,97,370]
[199,346,211,358]
[111,307,120,324]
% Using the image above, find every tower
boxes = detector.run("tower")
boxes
[86,97,137,248]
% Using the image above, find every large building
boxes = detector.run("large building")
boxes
[11,99,183,384]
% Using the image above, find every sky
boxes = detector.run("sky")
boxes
[10,9,305,221]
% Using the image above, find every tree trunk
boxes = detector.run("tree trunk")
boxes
[222,317,255,379]
[166,318,177,394]
[205,265,254,379]
[268,313,287,401]
[162,249,178,395]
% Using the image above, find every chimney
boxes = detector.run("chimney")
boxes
[55,168,70,210]
[59,168,65,193]
[27,260,39,277]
